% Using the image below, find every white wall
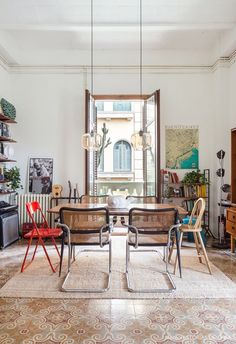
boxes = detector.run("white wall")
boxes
[3,62,233,234]
[10,72,85,196]
[0,65,11,99]
[229,61,236,129]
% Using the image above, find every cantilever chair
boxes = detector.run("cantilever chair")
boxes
[173,197,212,275]
[21,201,62,273]
[120,195,158,226]
[58,207,112,292]
[80,194,119,226]
[126,195,158,204]
[80,194,109,204]
[125,207,182,293]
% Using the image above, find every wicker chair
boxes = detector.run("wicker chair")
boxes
[80,194,109,204]
[58,207,112,292]
[125,207,182,293]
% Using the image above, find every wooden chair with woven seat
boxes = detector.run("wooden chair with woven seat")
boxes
[173,197,212,275]
[58,206,112,292]
[125,207,182,293]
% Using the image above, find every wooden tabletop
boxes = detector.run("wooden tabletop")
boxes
[48,203,188,216]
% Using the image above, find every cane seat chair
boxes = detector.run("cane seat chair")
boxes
[125,207,182,293]
[126,195,158,204]
[80,194,119,226]
[21,201,62,273]
[80,194,109,204]
[58,207,112,292]
[173,198,212,275]
[120,195,158,226]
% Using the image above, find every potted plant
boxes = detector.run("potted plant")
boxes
[4,166,23,192]
[182,170,207,185]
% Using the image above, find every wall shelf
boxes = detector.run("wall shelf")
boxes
[0,159,16,163]
[0,113,17,124]
[0,136,16,143]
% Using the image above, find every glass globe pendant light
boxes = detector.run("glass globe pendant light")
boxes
[81,130,102,151]
[81,0,102,151]
[131,0,151,151]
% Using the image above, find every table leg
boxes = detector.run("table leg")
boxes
[231,235,235,253]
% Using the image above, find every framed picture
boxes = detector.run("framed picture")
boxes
[29,158,53,194]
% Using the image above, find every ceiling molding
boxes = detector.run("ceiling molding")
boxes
[1,50,236,75]
[0,22,234,32]
[0,55,9,72]
[8,64,212,75]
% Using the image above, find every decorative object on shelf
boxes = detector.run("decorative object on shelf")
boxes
[165,125,199,169]
[52,184,63,198]
[0,98,16,120]
[213,150,230,249]
[3,166,22,191]
[0,122,10,137]
[28,158,53,194]
[0,143,14,160]
[81,0,102,152]
[131,0,151,151]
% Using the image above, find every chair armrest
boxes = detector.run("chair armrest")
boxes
[169,223,182,232]
[57,222,71,246]
[123,223,139,249]
[99,224,111,248]
[168,223,182,243]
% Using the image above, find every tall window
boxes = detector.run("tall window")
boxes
[113,140,131,172]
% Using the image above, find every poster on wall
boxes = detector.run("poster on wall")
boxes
[165,126,199,169]
[29,158,53,194]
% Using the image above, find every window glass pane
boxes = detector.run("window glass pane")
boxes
[113,140,131,171]
[96,101,104,111]
[113,102,131,112]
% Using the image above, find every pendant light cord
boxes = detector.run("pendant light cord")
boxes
[91,0,94,96]
[140,0,142,100]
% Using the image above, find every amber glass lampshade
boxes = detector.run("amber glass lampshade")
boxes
[131,130,152,151]
[81,131,102,151]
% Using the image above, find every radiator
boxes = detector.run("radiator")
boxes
[16,194,51,226]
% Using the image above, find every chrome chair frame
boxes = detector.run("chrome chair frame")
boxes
[125,207,182,293]
[58,207,112,293]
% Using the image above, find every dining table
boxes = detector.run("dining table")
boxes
[48,202,188,217]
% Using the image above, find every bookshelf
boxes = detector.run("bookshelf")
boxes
[161,168,210,235]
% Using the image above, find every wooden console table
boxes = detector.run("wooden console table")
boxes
[226,207,236,252]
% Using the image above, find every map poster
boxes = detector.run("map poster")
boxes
[165,126,199,169]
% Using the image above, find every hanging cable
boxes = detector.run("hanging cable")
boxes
[91,0,94,95]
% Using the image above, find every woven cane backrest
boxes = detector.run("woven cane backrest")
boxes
[189,198,205,229]
[129,208,178,234]
[126,196,158,204]
[60,207,109,233]
[80,195,109,204]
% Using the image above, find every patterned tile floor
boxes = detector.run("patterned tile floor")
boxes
[1,240,236,343]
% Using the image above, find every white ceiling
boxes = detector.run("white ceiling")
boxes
[0,0,236,65]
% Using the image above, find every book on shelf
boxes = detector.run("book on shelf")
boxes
[161,170,179,184]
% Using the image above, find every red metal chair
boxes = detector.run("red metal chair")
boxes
[21,201,62,273]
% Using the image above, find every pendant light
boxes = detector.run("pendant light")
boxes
[81,0,102,151]
[131,0,151,151]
